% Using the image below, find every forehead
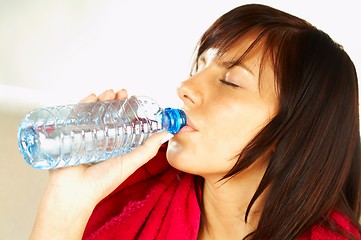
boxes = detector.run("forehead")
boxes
[199,38,268,80]
[200,32,266,67]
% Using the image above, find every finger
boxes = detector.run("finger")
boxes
[79,94,97,103]
[97,89,116,101]
[115,89,128,100]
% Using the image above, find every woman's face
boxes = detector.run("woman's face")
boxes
[167,36,278,179]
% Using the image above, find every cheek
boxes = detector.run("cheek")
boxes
[218,104,270,143]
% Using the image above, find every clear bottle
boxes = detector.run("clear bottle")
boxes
[18,96,186,170]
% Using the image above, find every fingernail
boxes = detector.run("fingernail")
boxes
[161,133,174,144]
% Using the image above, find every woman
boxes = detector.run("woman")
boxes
[30,4,361,239]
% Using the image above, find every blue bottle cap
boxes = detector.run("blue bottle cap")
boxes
[163,108,187,134]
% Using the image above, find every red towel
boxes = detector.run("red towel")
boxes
[299,211,361,239]
[82,144,359,239]
[82,144,201,240]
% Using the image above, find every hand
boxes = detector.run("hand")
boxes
[30,89,173,240]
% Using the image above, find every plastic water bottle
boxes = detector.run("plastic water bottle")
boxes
[17,96,186,170]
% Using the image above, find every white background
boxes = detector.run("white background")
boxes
[0,0,360,111]
[0,1,360,239]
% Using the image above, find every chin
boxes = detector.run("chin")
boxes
[166,140,198,174]
[166,140,185,168]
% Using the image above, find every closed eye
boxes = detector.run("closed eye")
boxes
[219,79,240,88]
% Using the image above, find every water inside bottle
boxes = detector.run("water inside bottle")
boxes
[18,96,184,169]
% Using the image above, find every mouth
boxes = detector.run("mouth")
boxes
[178,115,197,133]
[178,125,196,133]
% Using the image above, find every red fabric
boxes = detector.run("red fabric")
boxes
[83,144,359,240]
[82,144,201,240]
[299,211,360,239]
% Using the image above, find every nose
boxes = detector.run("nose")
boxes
[177,75,204,108]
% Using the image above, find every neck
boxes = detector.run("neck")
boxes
[198,160,269,239]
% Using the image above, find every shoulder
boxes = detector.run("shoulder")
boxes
[299,211,360,240]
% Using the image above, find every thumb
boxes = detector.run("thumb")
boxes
[87,131,174,199]
[118,131,174,171]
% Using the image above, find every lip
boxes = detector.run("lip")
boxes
[178,125,196,133]
[178,114,197,133]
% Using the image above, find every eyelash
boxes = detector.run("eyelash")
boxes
[219,79,240,88]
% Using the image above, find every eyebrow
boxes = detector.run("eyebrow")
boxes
[222,61,255,76]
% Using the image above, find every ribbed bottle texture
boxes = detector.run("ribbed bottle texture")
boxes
[17,96,186,169]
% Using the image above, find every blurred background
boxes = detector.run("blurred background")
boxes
[1,0,360,239]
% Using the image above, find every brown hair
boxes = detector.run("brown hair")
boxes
[193,4,361,239]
